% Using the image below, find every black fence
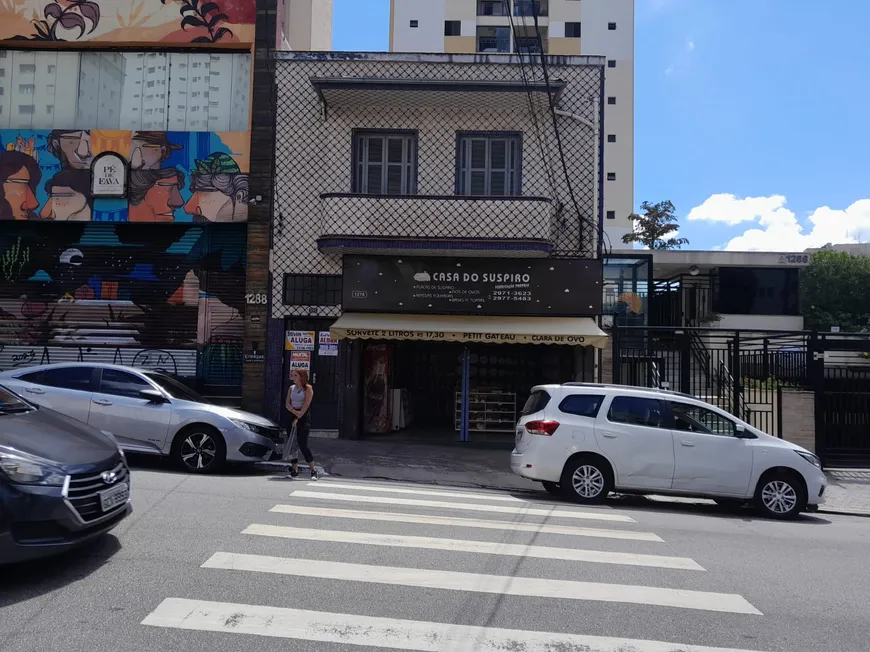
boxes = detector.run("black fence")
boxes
[612,325,870,467]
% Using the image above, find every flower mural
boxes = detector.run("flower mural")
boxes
[0,0,254,43]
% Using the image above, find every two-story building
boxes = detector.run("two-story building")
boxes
[261,52,609,442]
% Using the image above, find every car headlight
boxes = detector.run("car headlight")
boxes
[0,448,66,486]
[796,451,822,469]
[230,419,264,435]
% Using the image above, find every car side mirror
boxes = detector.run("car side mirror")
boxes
[734,424,751,438]
[140,389,168,404]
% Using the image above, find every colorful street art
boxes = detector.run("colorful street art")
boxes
[0,130,249,223]
[0,0,254,44]
[0,221,246,383]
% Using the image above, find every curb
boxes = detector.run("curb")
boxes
[817,507,870,518]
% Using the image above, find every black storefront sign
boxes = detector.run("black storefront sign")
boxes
[342,256,602,317]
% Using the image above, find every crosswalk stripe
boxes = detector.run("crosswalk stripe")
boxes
[309,481,531,503]
[270,504,663,542]
[202,553,761,615]
[243,524,703,570]
[290,490,636,523]
[143,598,770,652]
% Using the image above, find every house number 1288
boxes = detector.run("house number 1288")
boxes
[245,293,268,305]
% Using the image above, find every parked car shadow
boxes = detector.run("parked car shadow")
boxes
[513,490,832,524]
[125,452,276,477]
[1,535,122,608]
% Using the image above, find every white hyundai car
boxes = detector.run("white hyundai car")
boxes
[511,383,826,519]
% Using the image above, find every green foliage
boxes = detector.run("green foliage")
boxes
[621,200,689,250]
[801,250,870,332]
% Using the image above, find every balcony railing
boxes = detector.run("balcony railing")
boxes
[317,193,555,257]
[514,37,545,55]
[477,36,511,53]
[514,1,548,17]
[477,0,509,16]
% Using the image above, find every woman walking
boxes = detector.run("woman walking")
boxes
[284,369,318,480]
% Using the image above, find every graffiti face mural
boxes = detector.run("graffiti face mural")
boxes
[41,171,93,221]
[185,154,249,223]
[0,130,249,223]
[47,130,93,170]
[0,0,255,44]
[0,150,42,221]
[129,168,186,222]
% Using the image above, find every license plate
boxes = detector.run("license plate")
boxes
[99,482,129,512]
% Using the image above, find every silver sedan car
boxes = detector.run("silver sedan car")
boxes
[0,363,282,473]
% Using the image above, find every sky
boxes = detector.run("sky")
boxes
[332,0,870,252]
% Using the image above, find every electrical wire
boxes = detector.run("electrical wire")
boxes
[524,3,612,256]
[503,3,559,203]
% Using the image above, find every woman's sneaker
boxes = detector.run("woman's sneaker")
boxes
[311,469,319,481]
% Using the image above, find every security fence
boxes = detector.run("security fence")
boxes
[612,325,870,467]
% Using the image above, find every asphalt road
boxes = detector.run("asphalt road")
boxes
[2,460,869,652]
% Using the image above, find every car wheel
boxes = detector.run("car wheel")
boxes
[172,426,227,474]
[754,471,807,520]
[560,456,613,504]
[541,481,561,497]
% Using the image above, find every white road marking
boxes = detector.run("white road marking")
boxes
[270,504,663,542]
[243,524,703,570]
[202,553,760,615]
[310,481,531,503]
[290,490,636,523]
[143,598,769,650]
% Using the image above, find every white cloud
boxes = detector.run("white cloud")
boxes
[686,193,793,226]
[686,193,870,251]
[665,38,696,75]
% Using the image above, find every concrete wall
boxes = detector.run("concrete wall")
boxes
[392,0,447,52]
[780,390,816,453]
[715,314,805,332]
[285,0,334,50]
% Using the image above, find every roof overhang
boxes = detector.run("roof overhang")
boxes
[310,77,566,112]
[330,313,609,348]
[609,249,811,278]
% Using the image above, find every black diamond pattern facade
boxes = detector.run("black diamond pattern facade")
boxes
[271,52,606,321]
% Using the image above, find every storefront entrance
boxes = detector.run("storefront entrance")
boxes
[281,318,341,432]
[358,339,586,444]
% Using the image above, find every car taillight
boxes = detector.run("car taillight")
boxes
[525,420,559,436]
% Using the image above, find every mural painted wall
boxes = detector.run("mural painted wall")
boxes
[0,221,246,383]
[0,129,249,223]
[0,0,254,44]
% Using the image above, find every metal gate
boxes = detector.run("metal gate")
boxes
[611,326,813,438]
[812,334,870,467]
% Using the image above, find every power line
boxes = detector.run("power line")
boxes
[524,3,611,256]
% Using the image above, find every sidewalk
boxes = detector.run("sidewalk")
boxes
[312,439,870,517]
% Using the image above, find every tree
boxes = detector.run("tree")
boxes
[802,250,870,332]
[621,200,689,250]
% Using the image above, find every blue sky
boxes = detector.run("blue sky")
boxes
[333,0,870,251]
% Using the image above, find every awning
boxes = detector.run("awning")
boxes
[330,313,609,349]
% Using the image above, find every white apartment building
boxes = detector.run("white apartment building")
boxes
[389,0,634,247]
[280,0,334,51]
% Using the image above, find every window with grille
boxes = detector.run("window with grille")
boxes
[353,131,417,195]
[456,133,522,196]
[282,274,342,306]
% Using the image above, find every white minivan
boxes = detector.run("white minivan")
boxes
[511,383,827,519]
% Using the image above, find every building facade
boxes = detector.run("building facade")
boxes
[0,0,260,404]
[389,0,634,246]
[280,0,334,51]
[265,52,608,440]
